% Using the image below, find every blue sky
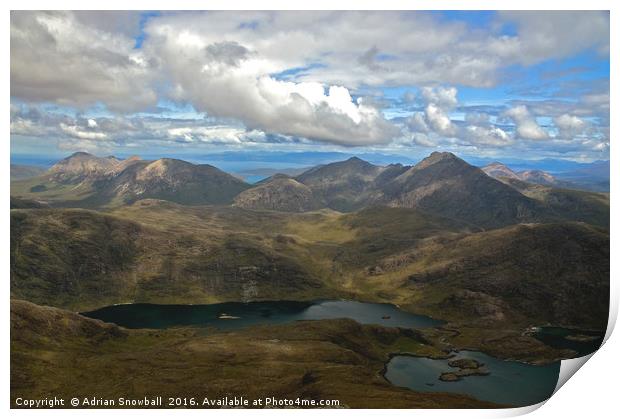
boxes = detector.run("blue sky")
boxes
[10,11,610,164]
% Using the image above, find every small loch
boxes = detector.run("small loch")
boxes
[81,300,443,330]
[384,351,560,407]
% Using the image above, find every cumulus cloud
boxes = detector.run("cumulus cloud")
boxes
[463,125,511,146]
[503,106,549,140]
[9,105,303,151]
[166,126,269,145]
[405,86,459,138]
[402,91,514,149]
[425,104,458,137]
[143,24,401,146]
[405,113,430,133]
[204,41,252,67]
[464,112,491,126]
[60,123,108,140]
[412,133,435,147]
[10,118,47,137]
[11,11,610,104]
[420,86,458,109]
[9,11,610,158]
[553,114,588,138]
[10,11,157,112]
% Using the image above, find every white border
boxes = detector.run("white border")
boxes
[3,1,617,418]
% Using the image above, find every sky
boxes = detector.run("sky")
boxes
[10,11,610,164]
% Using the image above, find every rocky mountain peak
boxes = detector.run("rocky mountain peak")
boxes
[234,176,322,212]
[482,162,520,180]
[48,152,121,180]
[402,151,471,177]
[424,151,460,164]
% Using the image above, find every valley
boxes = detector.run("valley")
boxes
[10,151,610,408]
[9,9,611,411]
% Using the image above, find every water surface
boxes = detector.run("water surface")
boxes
[534,327,603,357]
[83,300,563,407]
[384,351,560,407]
[82,300,442,330]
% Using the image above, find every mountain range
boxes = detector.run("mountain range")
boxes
[10,149,610,406]
[482,162,566,187]
[11,151,609,230]
[13,152,250,207]
[10,150,609,330]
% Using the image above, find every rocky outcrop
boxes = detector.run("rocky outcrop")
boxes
[439,357,490,382]
[448,358,483,369]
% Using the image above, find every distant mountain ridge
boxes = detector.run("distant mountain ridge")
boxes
[234,151,607,228]
[47,152,123,182]
[11,150,610,229]
[10,164,46,181]
[378,152,545,228]
[483,161,576,189]
[9,150,610,370]
[294,156,391,211]
[13,152,250,207]
[481,162,521,180]
[233,175,322,212]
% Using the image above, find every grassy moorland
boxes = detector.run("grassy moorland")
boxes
[11,300,497,409]
[9,152,609,407]
[10,199,608,362]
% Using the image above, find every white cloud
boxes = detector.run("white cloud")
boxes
[60,123,108,140]
[10,118,47,137]
[420,86,458,109]
[407,86,459,138]
[464,125,511,146]
[412,133,435,147]
[11,11,610,108]
[504,106,549,140]
[553,114,588,139]
[10,11,157,112]
[405,88,510,146]
[144,24,401,146]
[405,113,430,133]
[465,112,491,126]
[10,107,297,151]
[496,11,609,65]
[8,11,609,157]
[166,126,266,145]
[425,104,458,137]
